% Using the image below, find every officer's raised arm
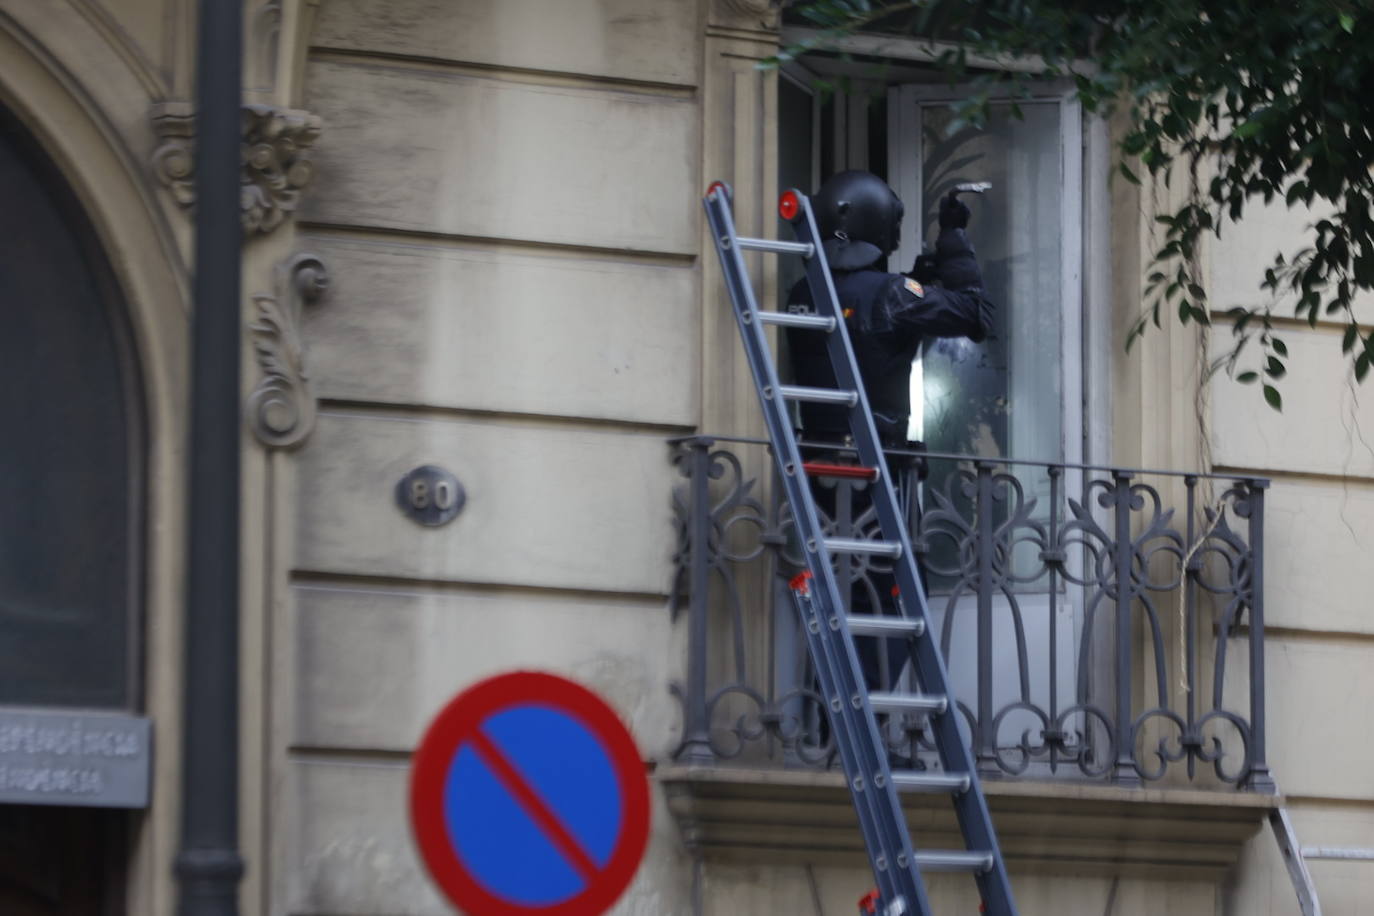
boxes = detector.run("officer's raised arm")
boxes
[887,190,994,341]
[785,171,994,448]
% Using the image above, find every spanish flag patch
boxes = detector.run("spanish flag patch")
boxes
[904,278,925,298]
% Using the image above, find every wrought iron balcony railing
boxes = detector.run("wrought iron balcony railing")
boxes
[668,435,1272,791]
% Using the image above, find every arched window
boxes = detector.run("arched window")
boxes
[0,104,144,711]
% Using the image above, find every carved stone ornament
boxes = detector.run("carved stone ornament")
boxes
[150,101,197,207]
[247,252,328,449]
[240,104,323,234]
[248,1,284,96]
[149,102,323,235]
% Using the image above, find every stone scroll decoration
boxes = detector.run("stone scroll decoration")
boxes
[247,252,328,449]
[150,102,323,235]
[150,101,197,207]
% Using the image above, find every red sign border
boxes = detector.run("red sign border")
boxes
[409,671,651,916]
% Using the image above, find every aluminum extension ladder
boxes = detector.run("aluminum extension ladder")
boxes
[702,181,1018,916]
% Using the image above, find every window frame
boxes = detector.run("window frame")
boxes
[774,46,1119,751]
[890,81,1085,470]
[777,26,1115,468]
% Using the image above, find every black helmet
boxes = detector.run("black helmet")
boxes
[811,170,904,270]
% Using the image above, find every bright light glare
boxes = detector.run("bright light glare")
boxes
[908,356,924,441]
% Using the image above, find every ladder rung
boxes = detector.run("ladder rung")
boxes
[1302,846,1374,860]
[891,771,970,794]
[777,385,857,406]
[869,692,948,715]
[846,614,925,638]
[735,236,815,257]
[823,537,901,558]
[914,850,994,873]
[758,311,836,331]
[803,462,877,480]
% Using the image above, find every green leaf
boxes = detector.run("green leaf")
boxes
[1341,12,1355,33]
[1119,161,1141,185]
[1357,351,1372,383]
[1265,356,1287,379]
[1236,371,1259,384]
[1234,118,1265,140]
[1344,324,1360,353]
[1272,337,1288,357]
[1263,384,1283,411]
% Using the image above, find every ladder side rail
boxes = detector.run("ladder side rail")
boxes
[702,189,927,911]
[791,585,929,915]
[1270,808,1322,916]
[787,194,1019,916]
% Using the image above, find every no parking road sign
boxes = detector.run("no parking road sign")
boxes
[410,671,651,915]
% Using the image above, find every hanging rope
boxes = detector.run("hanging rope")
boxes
[1177,496,1228,695]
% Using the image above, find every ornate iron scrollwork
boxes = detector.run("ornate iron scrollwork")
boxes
[669,437,1270,789]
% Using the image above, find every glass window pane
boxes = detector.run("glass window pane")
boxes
[916,102,1064,464]
[917,101,1065,590]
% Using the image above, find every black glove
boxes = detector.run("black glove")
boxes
[939,191,971,230]
[935,222,984,292]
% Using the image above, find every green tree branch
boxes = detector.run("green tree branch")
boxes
[776,0,1374,409]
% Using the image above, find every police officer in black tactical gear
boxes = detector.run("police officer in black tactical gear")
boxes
[786,169,993,447]
[784,169,993,691]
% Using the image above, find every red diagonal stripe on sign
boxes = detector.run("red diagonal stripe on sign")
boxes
[468,727,602,884]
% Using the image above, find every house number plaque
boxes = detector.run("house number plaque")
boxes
[396,465,465,527]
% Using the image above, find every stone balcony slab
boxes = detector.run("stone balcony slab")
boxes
[659,764,1279,881]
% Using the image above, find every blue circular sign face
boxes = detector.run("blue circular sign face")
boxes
[446,705,623,905]
[410,672,651,916]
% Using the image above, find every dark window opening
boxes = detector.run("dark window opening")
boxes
[0,104,145,711]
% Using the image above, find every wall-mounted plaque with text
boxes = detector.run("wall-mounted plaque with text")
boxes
[0,708,151,808]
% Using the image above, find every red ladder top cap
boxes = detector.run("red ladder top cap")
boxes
[779,189,801,221]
